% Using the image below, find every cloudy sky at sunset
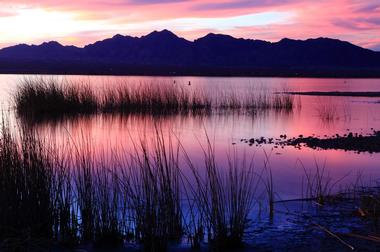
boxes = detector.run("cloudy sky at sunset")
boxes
[0,0,379,50]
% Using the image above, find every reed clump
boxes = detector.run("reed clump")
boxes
[0,123,53,251]
[120,130,183,251]
[315,99,338,122]
[93,162,124,247]
[14,78,98,116]
[183,138,259,251]
[0,119,273,251]
[244,92,294,111]
[298,159,350,205]
[69,139,126,247]
[358,189,380,228]
[51,158,79,247]
[14,78,294,119]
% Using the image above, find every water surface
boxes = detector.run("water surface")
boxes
[1,74,380,200]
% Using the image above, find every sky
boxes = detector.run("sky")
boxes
[0,0,379,50]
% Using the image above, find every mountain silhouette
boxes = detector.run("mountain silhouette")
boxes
[0,30,379,77]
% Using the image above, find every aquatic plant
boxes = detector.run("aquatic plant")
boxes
[14,78,98,116]
[3,117,359,251]
[14,78,294,120]
[315,98,338,122]
[119,128,183,251]
[182,135,259,250]
[298,159,349,205]
[0,122,53,251]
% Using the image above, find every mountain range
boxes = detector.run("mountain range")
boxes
[0,29,379,77]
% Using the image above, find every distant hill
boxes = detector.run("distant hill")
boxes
[0,29,379,77]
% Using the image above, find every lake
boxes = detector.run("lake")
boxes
[1,74,380,201]
[2,74,380,250]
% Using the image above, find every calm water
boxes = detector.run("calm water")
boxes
[1,74,380,200]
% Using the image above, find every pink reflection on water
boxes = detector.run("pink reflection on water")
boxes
[27,111,380,200]
[1,74,380,200]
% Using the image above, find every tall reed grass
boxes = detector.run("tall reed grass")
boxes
[298,159,349,205]
[0,118,314,251]
[14,78,98,115]
[14,78,294,119]
[119,129,183,251]
[0,122,53,251]
[315,98,338,122]
[182,136,260,250]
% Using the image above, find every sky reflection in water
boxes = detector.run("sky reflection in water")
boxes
[1,75,380,200]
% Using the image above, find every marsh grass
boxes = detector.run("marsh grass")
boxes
[0,121,186,250]
[101,83,212,115]
[358,189,380,229]
[51,156,79,247]
[118,128,183,251]
[0,122,53,251]
[298,159,349,205]
[69,137,127,247]
[315,98,339,122]
[0,117,305,251]
[0,122,127,249]
[182,136,259,251]
[262,151,275,218]
[14,78,98,116]
[93,160,124,247]
[14,78,294,119]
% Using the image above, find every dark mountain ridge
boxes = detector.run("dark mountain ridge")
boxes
[0,30,379,77]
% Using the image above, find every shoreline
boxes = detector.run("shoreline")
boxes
[285,91,380,97]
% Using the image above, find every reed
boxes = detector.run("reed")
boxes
[14,78,98,116]
[0,117,325,251]
[262,151,274,218]
[51,154,79,247]
[182,136,259,251]
[315,99,338,122]
[0,122,53,251]
[69,138,126,247]
[298,159,349,205]
[119,128,183,251]
[358,188,380,228]
[14,78,294,119]
[93,158,124,247]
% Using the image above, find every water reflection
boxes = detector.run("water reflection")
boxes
[1,75,380,201]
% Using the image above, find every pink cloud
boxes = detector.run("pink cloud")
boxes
[0,0,379,49]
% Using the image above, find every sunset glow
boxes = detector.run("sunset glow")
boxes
[0,0,379,50]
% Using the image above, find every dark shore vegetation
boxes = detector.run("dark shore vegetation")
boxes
[287,131,380,153]
[14,78,294,119]
[0,123,53,251]
[0,118,379,250]
[0,120,264,251]
[183,137,259,250]
[241,130,380,153]
[284,91,380,97]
